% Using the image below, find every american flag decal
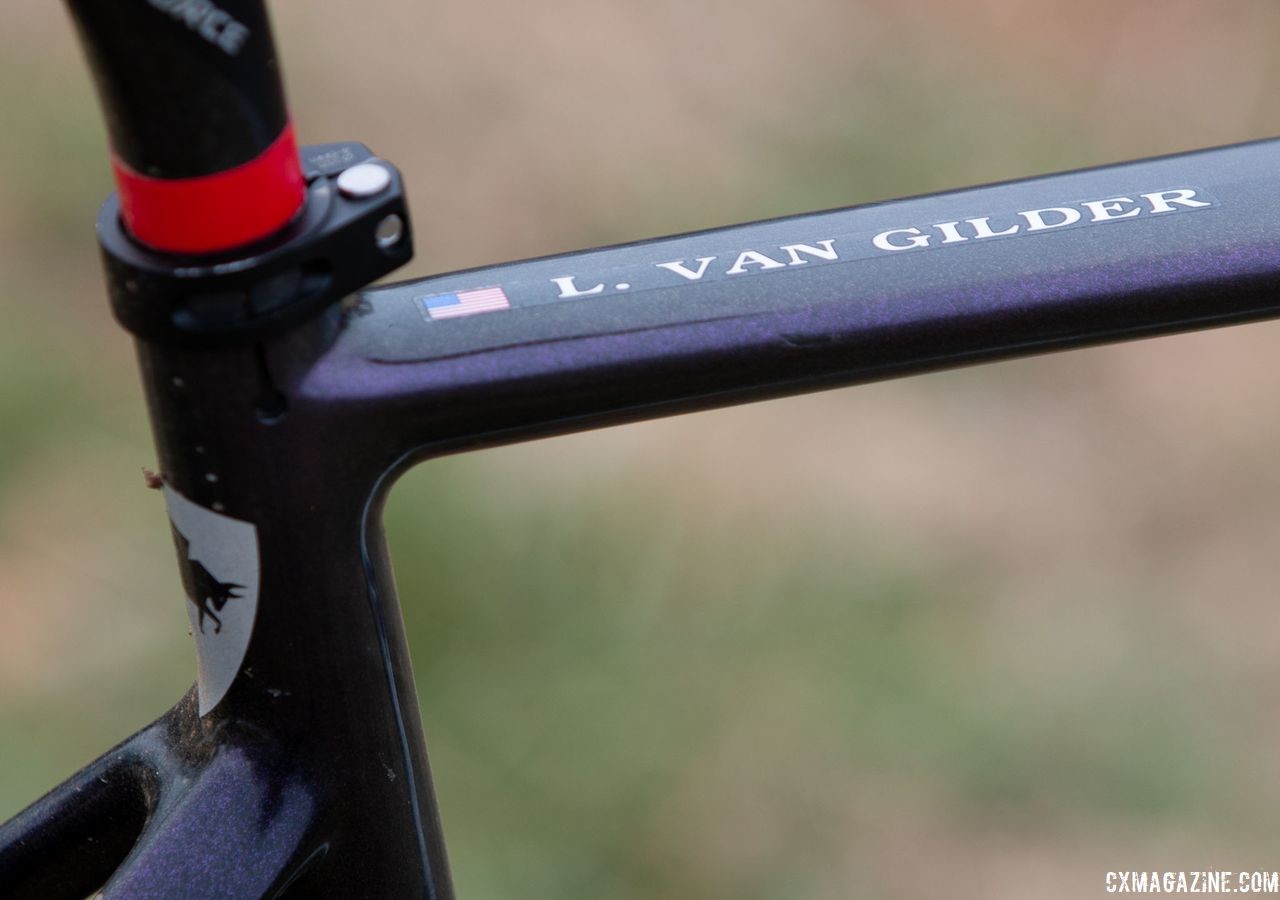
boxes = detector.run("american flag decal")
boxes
[420,286,511,320]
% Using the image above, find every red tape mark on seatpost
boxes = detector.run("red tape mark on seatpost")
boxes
[111,124,305,255]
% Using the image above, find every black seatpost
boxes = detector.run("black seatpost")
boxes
[65,0,304,254]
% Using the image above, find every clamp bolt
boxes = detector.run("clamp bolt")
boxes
[337,162,392,199]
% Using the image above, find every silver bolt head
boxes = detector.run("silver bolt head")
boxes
[337,162,392,199]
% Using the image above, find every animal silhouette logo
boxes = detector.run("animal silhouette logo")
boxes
[163,485,260,716]
[173,527,245,635]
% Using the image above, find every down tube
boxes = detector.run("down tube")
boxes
[304,139,1280,452]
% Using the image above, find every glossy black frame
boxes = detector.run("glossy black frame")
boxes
[2,137,1280,897]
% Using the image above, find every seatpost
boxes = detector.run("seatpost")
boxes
[66,0,306,255]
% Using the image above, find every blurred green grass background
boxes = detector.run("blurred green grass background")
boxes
[5,1,1280,896]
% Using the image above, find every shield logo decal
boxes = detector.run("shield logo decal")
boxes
[164,485,260,716]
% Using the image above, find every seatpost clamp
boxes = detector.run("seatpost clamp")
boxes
[98,142,413,347]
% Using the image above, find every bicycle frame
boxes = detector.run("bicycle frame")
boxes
[3,129,1279,894]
